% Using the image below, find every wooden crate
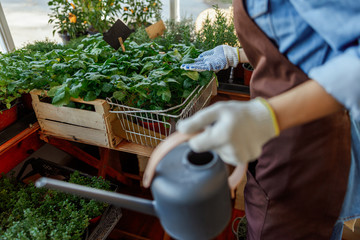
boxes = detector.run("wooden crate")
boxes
[31,90,122,148]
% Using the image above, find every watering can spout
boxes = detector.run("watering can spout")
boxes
[35,177,156,216]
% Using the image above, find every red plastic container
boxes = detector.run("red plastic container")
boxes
[139,120,168,135]
[0,104,18,131]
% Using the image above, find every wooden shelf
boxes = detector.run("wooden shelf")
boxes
[112,140,153,157]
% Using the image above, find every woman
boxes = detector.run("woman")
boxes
[178,0,360,239]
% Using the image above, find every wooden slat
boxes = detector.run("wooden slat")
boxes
[33,102,106,130]
[44,136,101,169]
[38,119,109,147]
[30,89,107,106]
[105,113,122,148]
[30,89,124,148]
[112,141,153,157]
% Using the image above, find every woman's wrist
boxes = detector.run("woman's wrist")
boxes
[239,48,249,63]
[268,80,343,131]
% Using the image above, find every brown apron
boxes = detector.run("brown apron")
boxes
[233,0,351,239]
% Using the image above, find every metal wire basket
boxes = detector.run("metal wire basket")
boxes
[107,77,215,148]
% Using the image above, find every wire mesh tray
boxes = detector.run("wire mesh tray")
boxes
[107,77,215,148]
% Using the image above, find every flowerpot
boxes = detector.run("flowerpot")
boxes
[138,120,168,136]
[216,68,232,83]
[58,31,87,44]
[0,103,18,131]
[242,63,254,86]
[233,64,244,81]
[58,32,71,44]
[87,26,100,35]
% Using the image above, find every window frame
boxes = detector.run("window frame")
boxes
[0,2,15,53]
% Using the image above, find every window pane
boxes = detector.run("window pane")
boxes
[1,0,232,49]
[1,0,60,48]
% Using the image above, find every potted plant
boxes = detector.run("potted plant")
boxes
[0,102,18,131]
[129,17,196,49]
[119,0,163,29]
[194,5,240,83]
[194,5,239,51]
[0,55,21,131]
[48,0,89,42]
[72,0,123,34]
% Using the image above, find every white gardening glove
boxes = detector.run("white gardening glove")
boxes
[181,45,240,72]
[176,98,280,165]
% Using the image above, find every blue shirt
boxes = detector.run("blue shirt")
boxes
[245,0,360,238]
[245,0,360,120]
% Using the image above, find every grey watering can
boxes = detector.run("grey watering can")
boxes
[36,132,246,240]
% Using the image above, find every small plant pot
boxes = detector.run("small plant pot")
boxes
[58,32,71,44]
[139,120,168,135]
[87,25,100,35]
[242,63,254,86]
[58,31,87,44]
[0,103,18,131]
[216,68,232,83]
[233,65,244,81]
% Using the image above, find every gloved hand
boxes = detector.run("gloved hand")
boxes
[181,45,240,72]
[176,98,280,165]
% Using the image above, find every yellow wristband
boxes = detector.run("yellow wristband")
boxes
[257,97,280,136]
[236,47,241,63]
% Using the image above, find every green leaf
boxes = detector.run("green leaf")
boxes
[182,71,199,81]
[152,81,167,87]
[7,82,17,92]
[69,83,82,98]
[139,62,154,75]
[182,89,192,98]
[183,78,194,89]
[166,78,180,84]
[47,85,62,97]
[85,72,108,81]
[113,91,127,101]
[52,63,69,72]
[159,88,171,102]
[52,85,70,106]
[199,71,214,86]
[84,91,97,101]
[101,83,113,93]
[70,59,86,69]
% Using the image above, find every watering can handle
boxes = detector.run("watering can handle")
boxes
[142,131,247,198]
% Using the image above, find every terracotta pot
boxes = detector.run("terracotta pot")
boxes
[0,103,18,131]
[242,63,254,86]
